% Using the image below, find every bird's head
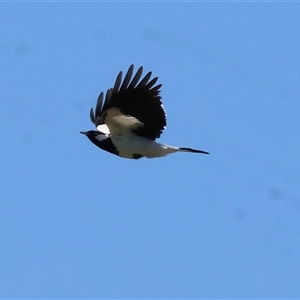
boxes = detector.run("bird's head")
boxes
[80,130,108,142]
[80,130,118,155]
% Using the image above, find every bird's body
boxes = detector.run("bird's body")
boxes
[81,65,209,159]
[111,135,183,159]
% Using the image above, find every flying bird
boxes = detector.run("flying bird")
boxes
[81,65,209,159]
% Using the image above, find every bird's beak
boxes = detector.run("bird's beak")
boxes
[80,131,87,135]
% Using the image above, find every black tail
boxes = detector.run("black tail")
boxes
[179,147,209,154]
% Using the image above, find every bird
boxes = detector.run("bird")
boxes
[80,65,209,159]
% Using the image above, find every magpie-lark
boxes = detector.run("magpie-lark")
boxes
[81,65,209,159]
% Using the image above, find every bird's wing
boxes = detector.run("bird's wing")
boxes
[89,65,166,140]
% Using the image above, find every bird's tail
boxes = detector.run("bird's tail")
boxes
[150,143,209,158]
[179,147,209,155]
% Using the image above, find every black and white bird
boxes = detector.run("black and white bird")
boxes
[81,65,209,159]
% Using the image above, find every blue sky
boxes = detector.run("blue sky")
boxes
[1,2,300,298]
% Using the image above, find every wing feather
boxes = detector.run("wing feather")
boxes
[95,92,104,117]
[144,77,158,90]
[127,66,143,89]
[113,71,122,92]
[119,65,134,91]
[135,71,152,89]
[89,65,166,140]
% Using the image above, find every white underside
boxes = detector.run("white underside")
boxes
[111,135,180,159]
[100,107,184,159]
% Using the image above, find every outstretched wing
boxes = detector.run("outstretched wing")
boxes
[89,65,166,140]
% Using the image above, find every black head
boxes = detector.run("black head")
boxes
[80,130,109,143]
[80,130,118,156]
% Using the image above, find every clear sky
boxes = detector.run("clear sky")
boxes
[1,2,300,299]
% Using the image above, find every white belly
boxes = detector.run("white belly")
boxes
[111,136,176,159]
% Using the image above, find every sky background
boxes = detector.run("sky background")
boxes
[1,2,300,299]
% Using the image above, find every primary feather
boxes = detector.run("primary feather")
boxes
[90,65,166,140]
